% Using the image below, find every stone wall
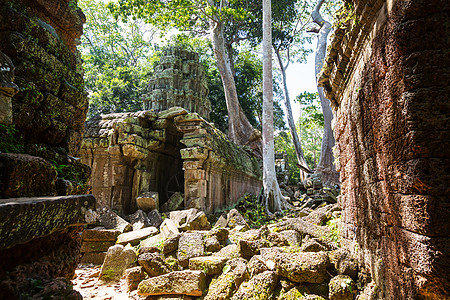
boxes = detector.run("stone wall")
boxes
[0,0,87,155]
[0,0,90,197]
[319,0,449,298]
[81,108,262,215]
[0,1,95,298]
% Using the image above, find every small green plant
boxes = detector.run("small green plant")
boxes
[326,216,341,245]
[0,124,24,153]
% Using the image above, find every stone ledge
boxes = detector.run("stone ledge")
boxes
[0,194,95,249]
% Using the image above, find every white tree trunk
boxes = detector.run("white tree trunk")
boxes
[262,0,289,213]
[275,49,312,180]
[312,0,339,186]
[210,20,263,157]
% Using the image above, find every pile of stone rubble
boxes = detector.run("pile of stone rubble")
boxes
[79,202,376,300]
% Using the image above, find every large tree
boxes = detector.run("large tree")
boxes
[262,0,290,213]
[162,34,287,133]
[108,0,264,155]
[79,0,155,118]
[271,0,314,177]
[308,0,339,185]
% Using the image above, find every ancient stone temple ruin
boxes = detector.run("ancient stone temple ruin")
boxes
[82,48,262,216]
[144,47,211,119]
[0,0,94,298]
[319,0,449,298]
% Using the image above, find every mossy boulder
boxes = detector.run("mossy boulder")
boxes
[0,153,57,198]
[275,251,330,283]
[328,275,355,300]
[189,256,227,275]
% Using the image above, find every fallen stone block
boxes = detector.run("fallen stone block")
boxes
[163,234,181,254]
[137,270,207,297]
[136,192,159,213]
[170,208,211,231]
[160,192,184,212]
[204,236,221,252]
[247,255,269,277]
[328,275,355,300]
[0,194,95,249]
[160,218,180,239]
[189,256,227,275]
[204,258,248,300]
[99,244,136,282]
[140,233,165,248]
[231,271,278,300]
[207,227,229,241]
[124,266,145,292]
[177,232,204,268]
[275,251,330,284]
[116,227,158,246]
[238,239,270,259]
[130,209,151,230]
[215,244,240,260]
[138,252,174,277]
[98,207,133,233]
[148,209,163,228]
[227,209,249,229]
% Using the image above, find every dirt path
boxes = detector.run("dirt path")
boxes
[72,265,142,300]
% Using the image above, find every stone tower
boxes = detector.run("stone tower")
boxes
[144,47,210,120]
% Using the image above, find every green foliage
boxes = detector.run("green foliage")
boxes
[0,124,24,153]
[162,34,286,133]
[326,216,340,245]
[296,91,324,168]
[79,0,155,118]
[235,194,272,228]
[274,131,301,184]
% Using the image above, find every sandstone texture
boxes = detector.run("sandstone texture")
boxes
[137,270,207,297]
[99,244,136,282]
[319,0,450,298]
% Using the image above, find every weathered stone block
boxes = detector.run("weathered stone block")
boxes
[137,270,207,297]
[116,227,158,246]
[177,232,204,268]
[0,194,95,249]
[203,258,248,300]
[328,275,355,300]
[98,207,133,233]
[138,252,173,277]
[189,256,227,275]
[124,266,145,292]
[275,251,330,283]
[231,271,278,300]
[100,244,136,282]
[136,192,159,213]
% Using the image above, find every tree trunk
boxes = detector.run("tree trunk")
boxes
[262,0,289,213]
[210,20,263,157]
[312,0,339,186]
[274,48,312,180]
